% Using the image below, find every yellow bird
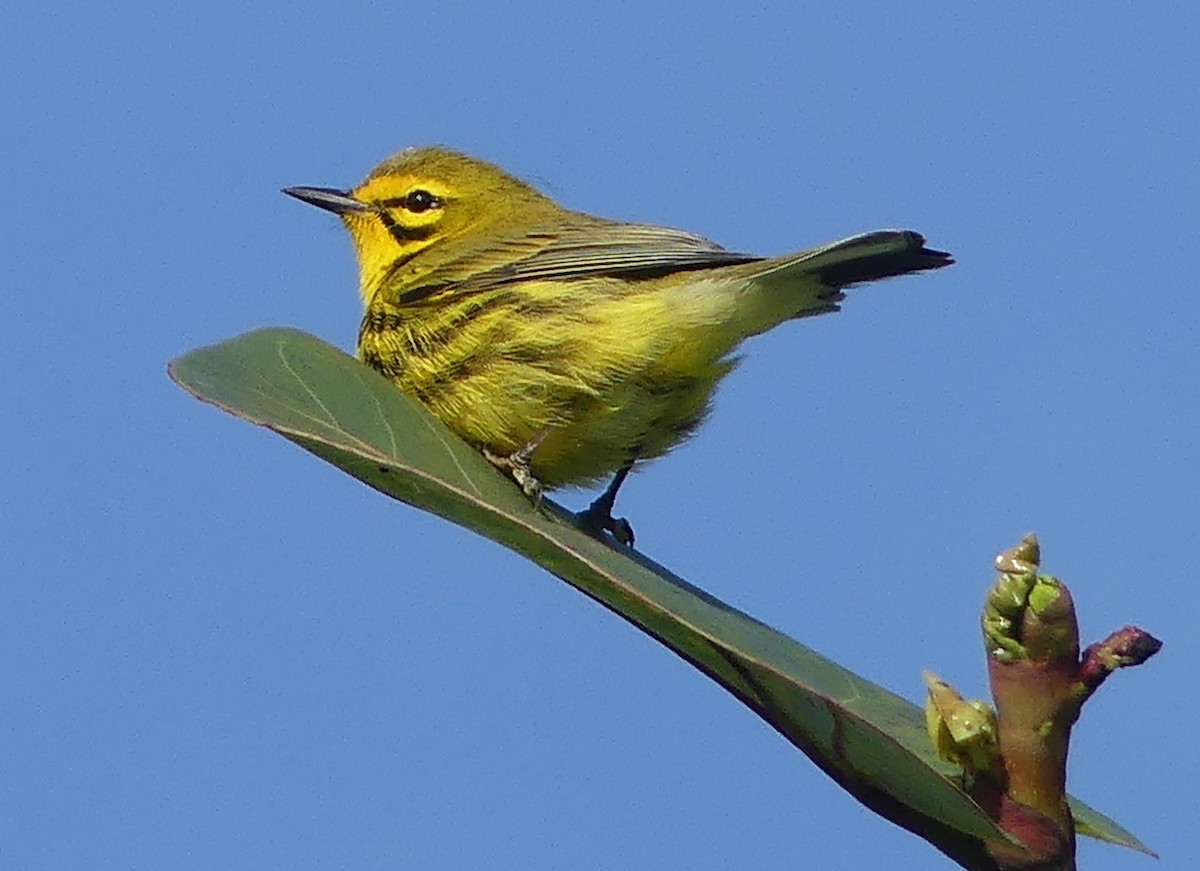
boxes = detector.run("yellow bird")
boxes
[285,147,951,544]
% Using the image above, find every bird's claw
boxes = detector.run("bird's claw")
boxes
[577,503,636,547]
[576,463,636,546]
[484,446,544,506]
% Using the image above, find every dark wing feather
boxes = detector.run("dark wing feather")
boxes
[412,217,762,299]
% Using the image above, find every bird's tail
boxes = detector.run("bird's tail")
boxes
[729,230,953,337]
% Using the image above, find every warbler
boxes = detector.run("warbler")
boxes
[285,147,951,544]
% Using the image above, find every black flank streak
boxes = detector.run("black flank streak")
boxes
[416,293,518,349]
[437,348,496,385]
[358,345,397,379]
[360,309,407,335]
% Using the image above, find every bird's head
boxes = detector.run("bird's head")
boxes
[285,146,554,304]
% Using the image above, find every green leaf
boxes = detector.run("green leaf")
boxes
[1070,798,1156,857]
[169,327,1153,864]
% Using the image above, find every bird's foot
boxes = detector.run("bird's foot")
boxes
[484,443,545,505]
[578,501,635,547]
[577,464,635,547]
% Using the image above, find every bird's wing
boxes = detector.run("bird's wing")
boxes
[397,218,762,303]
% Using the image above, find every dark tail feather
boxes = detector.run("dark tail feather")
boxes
[728,229,952,336]
[813,230,953,288]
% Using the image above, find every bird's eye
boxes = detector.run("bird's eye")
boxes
[403,190,439,213]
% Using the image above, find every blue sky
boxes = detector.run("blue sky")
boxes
[4,3,1196,868]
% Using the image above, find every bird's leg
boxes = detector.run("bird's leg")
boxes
[484,429,552,504]
[578,462,636,547]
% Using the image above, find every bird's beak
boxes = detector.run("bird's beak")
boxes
[282,186,369,215]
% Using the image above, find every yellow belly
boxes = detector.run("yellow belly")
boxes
[357,275,744,488]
